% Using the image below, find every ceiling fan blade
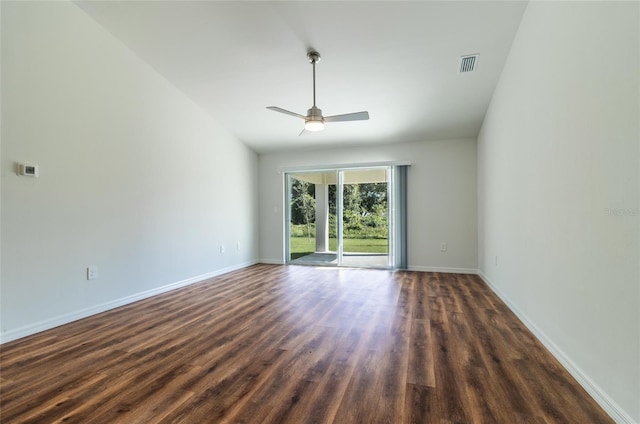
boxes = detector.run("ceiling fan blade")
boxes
[324,111,370,122]
[266,106,306,120]
[298,127,308,136]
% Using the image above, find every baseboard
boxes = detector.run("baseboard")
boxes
[0,260,258,345]
[258,262,478,274]
[408,265,479,274]
[259,259,286,265]
[477,271,636,424]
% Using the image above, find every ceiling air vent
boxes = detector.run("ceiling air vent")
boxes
[459,54,478,73]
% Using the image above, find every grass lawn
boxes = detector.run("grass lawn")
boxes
[290,237,388,259]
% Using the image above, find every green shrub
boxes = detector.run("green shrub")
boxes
[290,223,316,238]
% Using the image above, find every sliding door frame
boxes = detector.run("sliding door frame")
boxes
[283,161,409,269]
[336,170,344,266]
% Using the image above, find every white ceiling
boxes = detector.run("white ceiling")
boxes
[76,1,528,153]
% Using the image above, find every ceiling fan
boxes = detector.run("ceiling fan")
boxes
[266,50,369,134]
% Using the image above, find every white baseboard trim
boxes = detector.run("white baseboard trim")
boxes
[477,271,636,424]
[258,262,479,274]
[256,262,479,274]
[259,259,286,265]
[408,265,479,274]
[0,260,258,345]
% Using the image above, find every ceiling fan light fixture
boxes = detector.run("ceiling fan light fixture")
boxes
[304,120,325,132]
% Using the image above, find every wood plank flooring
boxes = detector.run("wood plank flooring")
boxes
[0,264,613,423]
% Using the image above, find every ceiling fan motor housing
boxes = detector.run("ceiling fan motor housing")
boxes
[305,106,324,131]
[307,106,323,122]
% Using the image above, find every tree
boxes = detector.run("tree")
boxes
[359,183,388,213]
[326,182,389,238]
[291,179,316,240]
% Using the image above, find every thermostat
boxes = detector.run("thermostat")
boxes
[19,163,39,178]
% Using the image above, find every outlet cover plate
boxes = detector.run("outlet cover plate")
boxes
[87,266,98,280]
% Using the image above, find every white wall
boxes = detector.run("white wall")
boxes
[1,2,259,342]
[478,2,639,422]
[259,139,477,272]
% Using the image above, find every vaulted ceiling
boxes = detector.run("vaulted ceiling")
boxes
[76,1,528,153]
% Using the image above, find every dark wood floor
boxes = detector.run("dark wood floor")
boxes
[1,264,612,423]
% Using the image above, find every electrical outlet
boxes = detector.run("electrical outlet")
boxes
[87,265,98,280]
[495,255,498,266]
[236,242,240,251]
[220,245,225,254]
[440,242,447,252]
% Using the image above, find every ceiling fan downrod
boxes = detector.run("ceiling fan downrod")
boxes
[308,50,321,108]
[305,50,323,130]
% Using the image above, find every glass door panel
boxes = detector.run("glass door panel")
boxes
[339,168,391,268]
[287,171,338,266]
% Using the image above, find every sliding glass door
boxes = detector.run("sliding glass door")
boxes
[286,165,403,269]
[339,168,390,268]
[287,171,338,265]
